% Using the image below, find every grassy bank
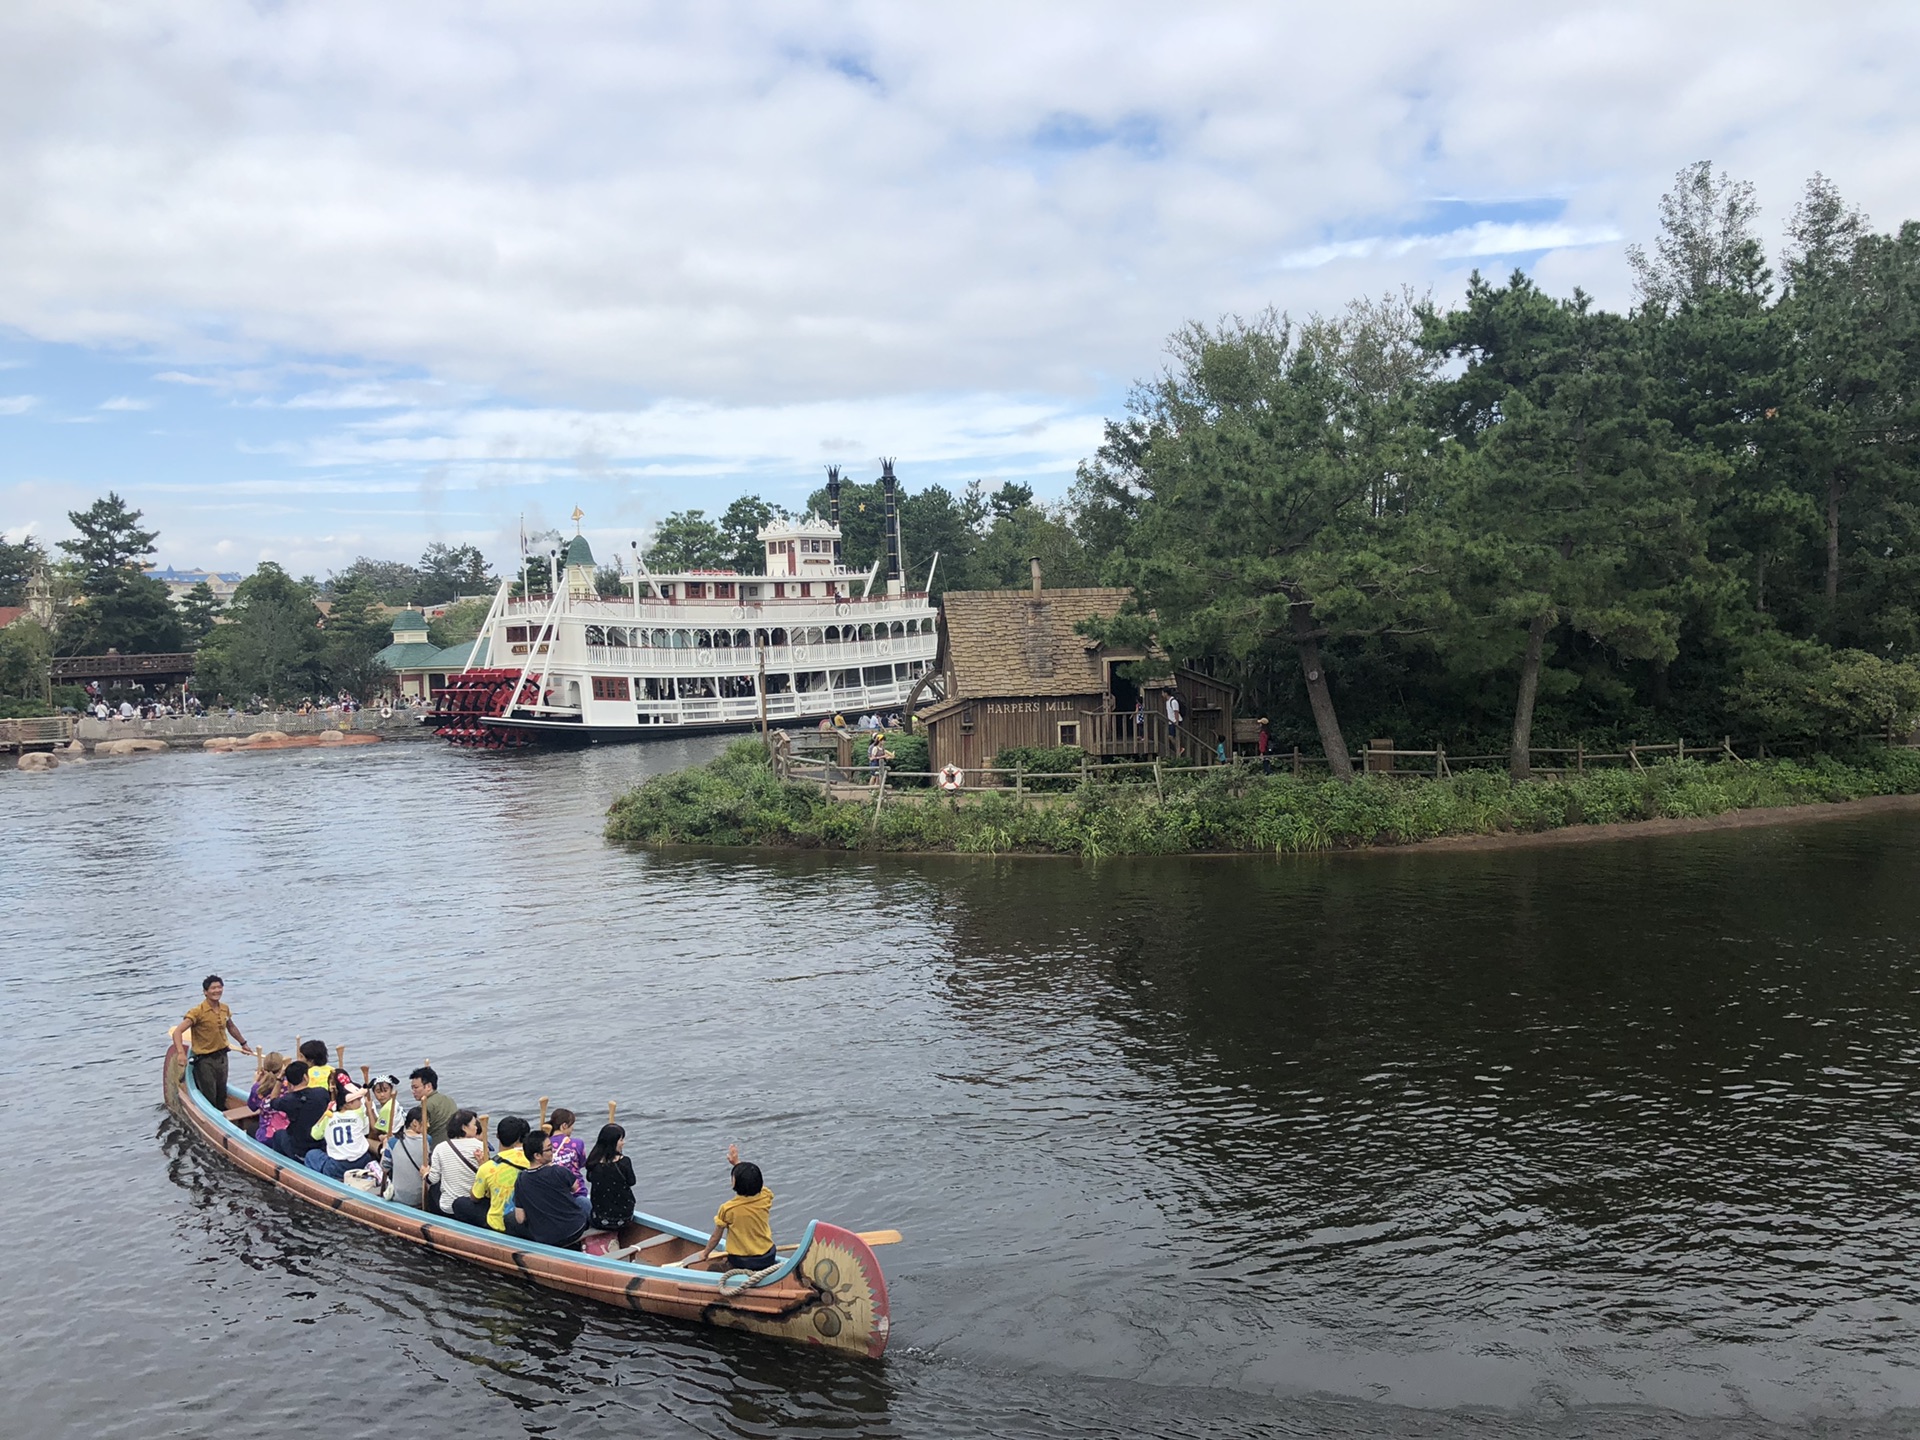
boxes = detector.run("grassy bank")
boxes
[604,740,1920,856]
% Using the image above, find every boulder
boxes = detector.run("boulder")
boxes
[204,736,242,751]
[60,740,86,757]
[240,730,292,745]
[315,728,349,743]
[97,737,170,755]
[16,751,57,771]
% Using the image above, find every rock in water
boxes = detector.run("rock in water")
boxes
[16,751,57,771]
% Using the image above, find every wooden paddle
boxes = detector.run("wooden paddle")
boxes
[607,1100,617,1125]
[538,1096,549,1133]
[418,1058,434,1209]
[774,1229,901,1254]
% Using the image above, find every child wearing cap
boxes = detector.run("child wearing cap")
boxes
[697,1144,776,1271]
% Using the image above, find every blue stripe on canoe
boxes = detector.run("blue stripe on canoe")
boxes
[180,1075,812,1288]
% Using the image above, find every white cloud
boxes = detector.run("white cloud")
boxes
[0,395,39,414]
[2,2,1915,407]
[97,395,152,410]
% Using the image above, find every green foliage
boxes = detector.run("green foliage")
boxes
[886,731,929,781]
[994,744,1086,792]
[607,745,1920,857]
[415,543,494,606]
[58,493,158,591]
[177,581,220,644]
[719,496,786,572]
[0,617,53,703]
[645,510,728,571]
[428,597,492,647]
[331,556,423,604]
[0,534,46,607]
[194,562,325,700]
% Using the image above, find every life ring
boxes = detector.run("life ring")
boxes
[733,606,747,621]
[835,602,849,617]
[696,650,715,666]
[878,640,892,657]
[792,646,809,662]
[939,764,964,792]
[379,704,393,719]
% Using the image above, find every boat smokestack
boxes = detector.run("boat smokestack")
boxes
[881,458,902,596]
[825,465,843,567]
[1030,557,1042,595]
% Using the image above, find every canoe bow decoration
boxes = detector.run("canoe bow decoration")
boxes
[162,1041,890,1357]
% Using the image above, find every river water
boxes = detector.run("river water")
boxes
[4,740,1920,1438]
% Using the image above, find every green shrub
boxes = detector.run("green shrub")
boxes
[606,743,1920,856]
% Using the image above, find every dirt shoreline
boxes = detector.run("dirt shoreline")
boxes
[1380,790,1920,855]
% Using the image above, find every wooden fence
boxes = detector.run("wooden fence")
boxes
[769,729,1884,821]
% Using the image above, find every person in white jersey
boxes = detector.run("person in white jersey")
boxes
[305,1085,375,1180]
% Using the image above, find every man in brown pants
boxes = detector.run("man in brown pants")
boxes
[168,974,253,1110]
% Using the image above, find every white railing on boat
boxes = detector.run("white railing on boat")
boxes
[581,640,936,672]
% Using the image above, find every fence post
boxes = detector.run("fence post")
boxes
[870,765,888,830]
[1434,742,1444,781]
[1015,762,1025,800]
[1576,742,1584,775]
[1080,750,1089,786]
[1152,757,1164,801]
[1724,734,1736,761]
[1292,746,1301,778]
[1678,736,1685,763]
[1629,740,1642,772]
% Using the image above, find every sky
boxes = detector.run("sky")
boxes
[3,1,1918,579]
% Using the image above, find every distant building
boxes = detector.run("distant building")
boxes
[371,610,490,701]
[146,566,244,609]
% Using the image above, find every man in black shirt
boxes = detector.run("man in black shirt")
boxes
[270,1061,333,1160]
[507,1130,590,1249]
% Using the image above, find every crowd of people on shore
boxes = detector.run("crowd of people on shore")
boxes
[170,976,775,1268]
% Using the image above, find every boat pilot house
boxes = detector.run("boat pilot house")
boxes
[915,570,1236,777]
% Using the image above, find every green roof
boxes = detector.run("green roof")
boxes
[563,535,595,567]
[373,641,444,670]
[390,609,429,634]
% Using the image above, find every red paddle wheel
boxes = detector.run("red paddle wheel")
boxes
[430,668,543,749]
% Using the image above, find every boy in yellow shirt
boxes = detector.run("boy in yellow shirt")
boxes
[698,1144,776,1271]
[453,1115,531,1231]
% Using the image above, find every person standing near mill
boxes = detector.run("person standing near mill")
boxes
[168,974,253,1110]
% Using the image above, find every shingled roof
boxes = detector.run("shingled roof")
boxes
[934,587,1143,700]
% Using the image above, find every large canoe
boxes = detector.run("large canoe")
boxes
[163,1044,891,1357]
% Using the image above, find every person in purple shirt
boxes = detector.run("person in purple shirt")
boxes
[546,1109,588,1197]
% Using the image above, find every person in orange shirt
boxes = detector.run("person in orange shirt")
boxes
[167,975,252,1110]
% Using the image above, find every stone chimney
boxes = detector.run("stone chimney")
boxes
[1029,557,1043,595]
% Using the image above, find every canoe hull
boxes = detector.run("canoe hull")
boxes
[163,1044,889,1357]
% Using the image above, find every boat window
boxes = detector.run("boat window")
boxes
[764,673,792,694]
[585,625,606,646]
[715,582,735,599]
[676,677,716,699]
[592,676,631,701]
[712,630,731,648]
[806,627,825,645]
[890,622,905,638]
[858,624,874,642]
[643,677,673,700]
[718,675,756,698]
[693,629,712,648]
[607,627,629,647]
[794,670,829,693]
[770,628,787,646]
[506,625,528,642]
[671,629,691,648]
[685,582,706,600]
[863,665,892,686]
[824,626,840,644]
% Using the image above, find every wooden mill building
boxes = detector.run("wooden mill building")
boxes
[914,568,1236,776]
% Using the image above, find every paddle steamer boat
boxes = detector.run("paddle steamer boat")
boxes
[430,465,938,748]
